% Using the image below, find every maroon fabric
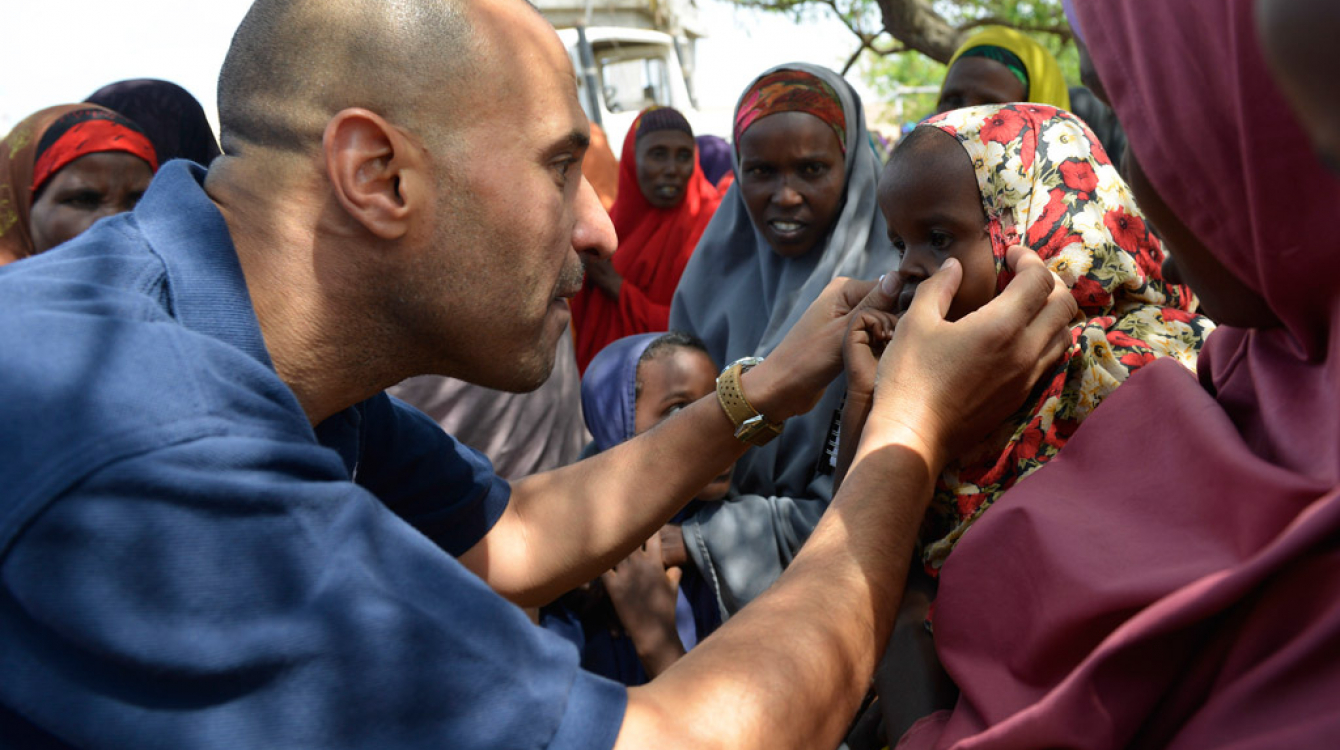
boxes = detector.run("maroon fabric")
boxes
[897,0,1340,747]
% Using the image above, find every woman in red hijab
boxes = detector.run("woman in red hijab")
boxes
[571,107,721,373]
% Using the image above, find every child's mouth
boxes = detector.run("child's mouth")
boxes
[896,283,917,314]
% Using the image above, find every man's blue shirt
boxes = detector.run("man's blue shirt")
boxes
[0,161,626,749]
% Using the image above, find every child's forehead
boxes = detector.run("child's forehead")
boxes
[884,127,970,179]
[880,130,980,205]
[638,346,715,384]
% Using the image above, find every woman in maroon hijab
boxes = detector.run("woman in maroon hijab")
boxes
[894,0,1340,747]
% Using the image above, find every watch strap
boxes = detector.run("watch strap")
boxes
[716,358,784,447]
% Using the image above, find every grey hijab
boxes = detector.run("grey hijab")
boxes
[669,63,900,614]
[671,62,898,498]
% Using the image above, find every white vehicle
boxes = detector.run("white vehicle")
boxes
[554,26,708,156]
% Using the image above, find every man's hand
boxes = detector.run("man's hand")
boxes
[586,258,623,301]
[865,245,1077,474]
[743,270,901,423]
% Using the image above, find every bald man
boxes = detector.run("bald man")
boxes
[0,0,1076,747]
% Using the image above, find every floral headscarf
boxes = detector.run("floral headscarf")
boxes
[915,103,1216,571]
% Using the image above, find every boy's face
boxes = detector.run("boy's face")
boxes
[878,128,996,322]
[635,347,734,502]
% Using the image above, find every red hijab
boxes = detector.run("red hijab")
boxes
[571,110,720,373]
[900,0,1340,747]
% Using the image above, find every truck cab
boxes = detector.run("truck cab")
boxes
[555,26,705,156]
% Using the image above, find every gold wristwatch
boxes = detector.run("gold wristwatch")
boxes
[716,356,784,447]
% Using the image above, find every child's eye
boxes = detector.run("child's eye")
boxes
[663,402,689,418]
[890,237,906,251]
[930,231,953,249]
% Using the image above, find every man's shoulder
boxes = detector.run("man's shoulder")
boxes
[0,232,309,546]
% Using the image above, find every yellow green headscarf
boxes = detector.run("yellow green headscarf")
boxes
[944,26,1071,111]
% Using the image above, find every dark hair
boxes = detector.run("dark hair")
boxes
[888,123,950,165]
[635,106,694,143]
[634,331,712,398]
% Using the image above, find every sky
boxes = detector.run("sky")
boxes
[0,0,874,138]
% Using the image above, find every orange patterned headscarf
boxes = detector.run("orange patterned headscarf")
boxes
[733,69,847,153]
[0,104,157,264]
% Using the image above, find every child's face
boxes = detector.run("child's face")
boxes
[635,347,734,502]
[878,128,996,322]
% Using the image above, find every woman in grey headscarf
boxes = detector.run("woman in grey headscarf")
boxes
[668,63,899,616]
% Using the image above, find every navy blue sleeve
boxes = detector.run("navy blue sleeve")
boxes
[0,434,626,749]
[316,393,511,557]
[0,264,623,749]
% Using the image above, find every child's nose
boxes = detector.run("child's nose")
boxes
[897,246,936,282]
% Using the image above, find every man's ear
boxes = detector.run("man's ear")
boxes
[322,108,425,240]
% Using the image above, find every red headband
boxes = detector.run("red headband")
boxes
[31,115,158,196]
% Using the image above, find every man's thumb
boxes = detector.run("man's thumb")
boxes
[854,270,903,315]
[910,258,963,318]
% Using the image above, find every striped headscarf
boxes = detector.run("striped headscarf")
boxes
[734,69,847,153]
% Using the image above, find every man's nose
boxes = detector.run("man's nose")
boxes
[574,175,616,262]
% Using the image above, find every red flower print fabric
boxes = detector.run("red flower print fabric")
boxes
[915,104,1217,572]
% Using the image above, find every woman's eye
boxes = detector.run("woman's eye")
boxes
[802,162,829,178]
[61,190,103,209]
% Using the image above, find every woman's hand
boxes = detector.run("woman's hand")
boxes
[602,533,686,677]
[586,258,623,301]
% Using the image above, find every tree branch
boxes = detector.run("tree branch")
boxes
[959,15,1072,41]
[872,0,963,63]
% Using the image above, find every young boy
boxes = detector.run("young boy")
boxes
[542,331,731,684]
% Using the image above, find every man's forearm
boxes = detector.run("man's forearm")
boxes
[460,380,756,606]
[460,275,888,606]
[614,418,936,749]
